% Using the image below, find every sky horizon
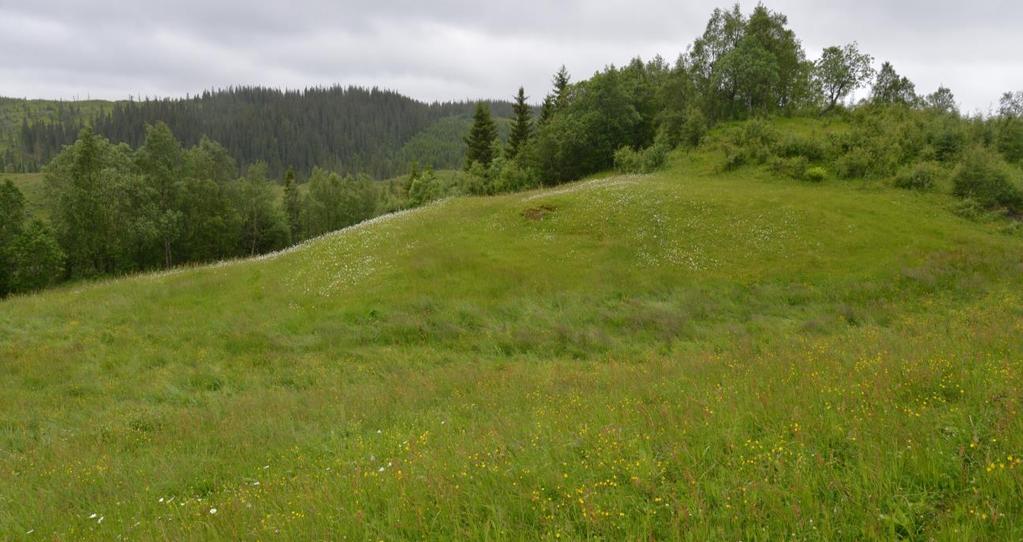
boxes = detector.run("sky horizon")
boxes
[2,1,1021,114]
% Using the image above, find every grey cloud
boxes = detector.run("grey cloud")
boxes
[0,0,1020,112]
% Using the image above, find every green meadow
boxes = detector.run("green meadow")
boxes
[2,150,1023,540]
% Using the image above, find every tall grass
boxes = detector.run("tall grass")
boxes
[2,155,1022,539]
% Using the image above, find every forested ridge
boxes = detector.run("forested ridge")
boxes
[7,86,515,177]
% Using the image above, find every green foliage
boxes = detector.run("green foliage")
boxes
[893,162,944,191]
[10,88,516,179]
[0,180,65,296]
[137,122,187,266]
[524,65,652,183]
[925,86,959,115]
[0,97,112,172]
[689,4,808,119]
[872,62,918,106]
[5,219,64,293]
[831,106,926,179]
[926,118,968,163]
[552,65,571,109]
[804,165,827,182]
[233,163,290,255]
[300,168,378,239]
[486,156,539,194]
[952,146,1023,211]
[769,155,809,179]
[813,43,875,112]
[283,168,301,242]
[776,132,827,161]
[44,127,135,277]
[614,140,669,174]
[464,103,499,170]
[396,115,507,173]
[506,87,533,159]
[720,118,779,170]
[995,118,1023,164]
[407,167,441,206]
[0,179,27,294]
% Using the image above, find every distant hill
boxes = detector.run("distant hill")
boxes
[2,87,516,178]
[0,97,114,172]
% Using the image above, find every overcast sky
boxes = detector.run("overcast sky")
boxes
[1,1,1021,113]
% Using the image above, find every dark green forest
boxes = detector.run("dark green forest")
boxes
[8,86,514,177]
[1,3,1021,298]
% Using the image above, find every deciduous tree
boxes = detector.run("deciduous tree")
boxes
[813,43,875,112]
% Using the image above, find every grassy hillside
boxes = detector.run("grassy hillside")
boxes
[2,152,1023,539]
[4,173,47,220]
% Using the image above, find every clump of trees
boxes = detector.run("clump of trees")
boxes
[0,180,64,296]
[454,4,885,189]
[0,122,428,296]
[451,3,1022,216]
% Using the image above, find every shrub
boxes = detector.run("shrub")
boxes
[952,146,1023,211]
[614,146,644,173]
[997,119,1023,164]
[491,159,540,193]
[805,166,827,183]
[928,123,967,163]
[893,162,944,191]
[720,119,778,171]
[681,108,708,148]
[777,134,827,161]
[950,198,1003,222]
[768,156,808,180]
[614,140,669,174]
[833,146,871,179]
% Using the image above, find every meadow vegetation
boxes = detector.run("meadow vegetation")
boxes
[3,152,1023,539]
[2,2,1023,539]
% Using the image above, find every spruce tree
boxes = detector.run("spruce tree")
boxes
[464,102,498,169]
[553,66,571,108]
[506,87,532,158]
[539,95,555,125]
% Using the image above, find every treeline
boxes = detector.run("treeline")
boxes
[0,122,420,297]
[446,4,1022,202]
[12,86,514,177]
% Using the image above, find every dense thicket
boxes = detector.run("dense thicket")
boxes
[11,87,514,178]
[0,180,63,296]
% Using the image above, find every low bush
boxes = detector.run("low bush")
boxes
[768,156,808,180]
[776,134,827,161]
[720,119,778,171]
[805,166,827,183]
[893,162,944,191]
[952,146,1023,212]
[614,140,669,174]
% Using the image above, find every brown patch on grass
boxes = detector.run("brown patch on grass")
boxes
[521,205,557,221]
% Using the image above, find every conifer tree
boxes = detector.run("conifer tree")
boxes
[464,102,498,169]
[553,66,571,108]
[539,95,555,125]
[507,87,533,158]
